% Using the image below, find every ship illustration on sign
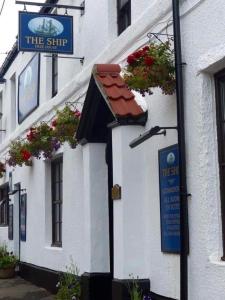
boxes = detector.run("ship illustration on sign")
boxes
[28,17,64,37]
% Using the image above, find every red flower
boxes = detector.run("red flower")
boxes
[74,110,81,118]
[27,128,36,142]
[21,150,32,161]
[144,56,154,66]
[127,55,136,65]
[143,46,150,51]
[51,119,57,127]
[133,50,143,59]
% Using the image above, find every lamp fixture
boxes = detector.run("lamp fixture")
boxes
[129,126,177,148]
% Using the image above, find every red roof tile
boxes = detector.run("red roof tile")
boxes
[93,64,145,118]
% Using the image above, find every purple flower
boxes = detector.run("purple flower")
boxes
[51,138,61,151]
[143,296,152,300]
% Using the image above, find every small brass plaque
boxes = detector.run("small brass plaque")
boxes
[111,184,121,200]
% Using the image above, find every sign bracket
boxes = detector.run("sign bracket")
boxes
[16,1,85,15]
[44,55,85,65]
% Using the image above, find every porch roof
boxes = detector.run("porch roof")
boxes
[76,64,147,144]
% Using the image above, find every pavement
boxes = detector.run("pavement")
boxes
[0,277,55,300]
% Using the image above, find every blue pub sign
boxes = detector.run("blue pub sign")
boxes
[19,12,73,54]
[158,144,180,253]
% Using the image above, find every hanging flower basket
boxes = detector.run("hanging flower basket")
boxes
[5,105,81,168]
[26,123,60,160]
[123,41,176,96]
[51,106,81,149]
[7,140,32,167]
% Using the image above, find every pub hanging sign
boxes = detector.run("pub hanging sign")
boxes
[158,144,180,253]
[19,11,73,54]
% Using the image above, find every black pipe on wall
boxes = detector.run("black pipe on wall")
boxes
[172,1,189,300]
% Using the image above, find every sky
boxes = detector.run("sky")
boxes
[0,0,46,66]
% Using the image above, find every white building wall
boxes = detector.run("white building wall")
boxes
[112,125,148,279]
[1,0,225,299]
[82,143,110,273]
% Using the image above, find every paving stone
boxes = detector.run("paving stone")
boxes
[0,277,55,300]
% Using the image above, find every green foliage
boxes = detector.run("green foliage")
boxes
[7,139,32,167]
[56,258,81,300]
[123,40,176,96]
[128,275,142,300]
[52,106,80,149]
[26,123,56,159]
[7,105,81,167]
[0,244,18,269]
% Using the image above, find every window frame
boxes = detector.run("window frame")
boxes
[0,184,9,226]
[52,54,58,98]
[117,0,131,35]
[51,156,63,247]
[215,69,225,259]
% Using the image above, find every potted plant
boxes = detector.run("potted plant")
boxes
[5,105,81,168]
[123,40,176,96]
[51,106,81,149]
[26,123,60,160]
[7,139,32,167]
[127,275,152,300]
[56,258,81,300]
[0,245,18,279]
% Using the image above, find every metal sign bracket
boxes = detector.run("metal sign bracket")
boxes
[15,1,85,15]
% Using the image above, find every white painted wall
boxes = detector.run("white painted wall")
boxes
[82,143,110,273]
[1,0,225,299]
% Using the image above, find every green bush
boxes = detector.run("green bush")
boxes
[0,244,18,269]
[56,259,81,300]
[128,275,142,300]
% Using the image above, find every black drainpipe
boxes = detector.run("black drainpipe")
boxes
[172,1,189,300]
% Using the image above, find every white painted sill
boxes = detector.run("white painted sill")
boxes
[209,252,225,267]
[45,246,63,251]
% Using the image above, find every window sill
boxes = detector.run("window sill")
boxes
[209,252,225,266]
[51,243,62,248]
[45,245,63,251]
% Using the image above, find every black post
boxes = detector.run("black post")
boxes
[172,1,189,300]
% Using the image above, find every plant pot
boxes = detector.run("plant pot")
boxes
[0,267,15,279]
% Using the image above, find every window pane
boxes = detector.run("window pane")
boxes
[118,0,129,9]
[55,164,60,182]
[118,0,131,35]
[52,158,63,245]
[56,223,60,242]
[54,204,60,223]
[55,182,60,202]
[0,205,3,223]
[52,56,58,97]
[219,81,225,121]
[59,204,62,223]
[0,185,9,225]
[60,182,63,202]
[59,222,62,243]
[60,161,63,180]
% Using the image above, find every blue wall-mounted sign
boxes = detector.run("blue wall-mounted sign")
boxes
[19,11,73,54]
[158,144,180,253]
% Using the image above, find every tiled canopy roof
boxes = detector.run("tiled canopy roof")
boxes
[76,64,147,143]
[94,64,144,118]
